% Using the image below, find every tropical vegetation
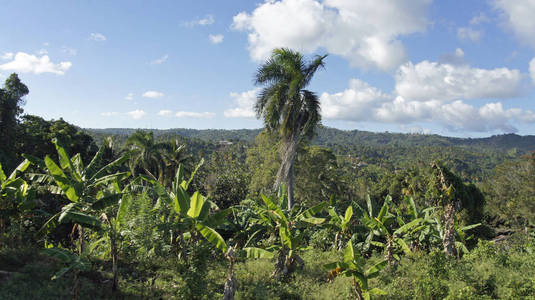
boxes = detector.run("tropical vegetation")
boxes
[0,50,534,300]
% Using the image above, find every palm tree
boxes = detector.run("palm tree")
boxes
[124,130,170,182]
[254,48,327,209]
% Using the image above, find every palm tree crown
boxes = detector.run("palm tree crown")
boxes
[255,48,326,140]
[124,130,171,181]
[254,48,327,209]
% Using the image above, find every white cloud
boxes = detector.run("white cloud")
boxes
[224,89,259,118]
[469,12,490,25]
[231,0,431,71]
[376,98,532,133]
[457,27,483,42]
[89,33,107,41]
[321,79,391,121]
[0,52,13,60]
[127,110,146,120]
[175,111,215,118]
[198,15,215,25]
[61,46,77,56]
[209,34,224,44]
[0,52,72,75]
[319,58,533,133]
[184,14,215,27]
[125,93,134,100]
[101,112,119,117]
[151,54,168,65]
[37,49,48,55]
[142,90,164,98]
[395,61,522,101]
[158,110,173,116]
[530,57,535,85]
[493,0,535,48]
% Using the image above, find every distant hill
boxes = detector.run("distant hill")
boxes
[85,127,535,153]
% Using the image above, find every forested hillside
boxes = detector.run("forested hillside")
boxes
[87,126,535,153]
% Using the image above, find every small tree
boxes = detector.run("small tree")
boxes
[356,195,410,265]
[0,73,28,171]
[27,140,129,298]
[0,159,35,244]
[324,242,387,300]
[426,162,482,256]
[327,203,355,250]
[244,190,327,280]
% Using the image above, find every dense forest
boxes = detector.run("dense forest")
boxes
[1,51,535,300]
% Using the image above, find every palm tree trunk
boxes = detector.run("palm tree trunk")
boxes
[273,134,299,209]
[287,163,294,210]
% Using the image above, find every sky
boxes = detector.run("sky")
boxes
[0,0,534,137]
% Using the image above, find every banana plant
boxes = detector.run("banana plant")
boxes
[324,242,387,300]
[25,140,130,233]
[434,217,480,257]
[25,139,129,298]
[393,196,441,252]
[41,245,91,280]
[0,159,35,241]
[355,195,411,264]
[327,204,355,250]
[244,190,327,280]
[141,160,230,257]
[97,177,142,291]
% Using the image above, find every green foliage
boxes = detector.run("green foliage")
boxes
[243,190,326,279]
[324,242,387,299]
[141,159,229,254]
[0,74,29,171]
[485,153,535,232]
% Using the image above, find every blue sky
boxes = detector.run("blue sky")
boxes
[0,0,534,137]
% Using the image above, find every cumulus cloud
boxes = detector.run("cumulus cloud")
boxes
[142,90,164,98]
[231,0,431,70]
[0,52,72,75]
[184,15,215,27]
[158,110,173,116]
[493,0,535,48]
[127,110,146,120]
[125,93,134,100]
[530,57,535,84]
[457,27,483,42]
[319,58,533,133]
[224,89,259,118]
[395,61,522,101]
[89,33,107,41]
[151,54,168,65]
[321,79,391,121]
[209,34,224,44]
[0,52,13,60]
[175,111,215,118]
